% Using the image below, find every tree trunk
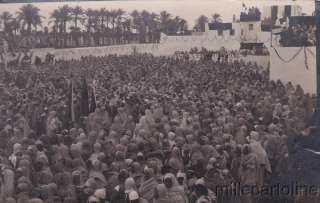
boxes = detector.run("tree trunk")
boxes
[64,20,67,33]
[112,19,115,44]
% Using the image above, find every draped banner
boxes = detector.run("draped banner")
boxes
[270,46,316,94]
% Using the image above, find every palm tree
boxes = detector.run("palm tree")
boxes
[166,17,179,35]
[50,9,62,33]
[85,8,100,46]
[50,5,71,47]
[115,9,125,43]
[7,18,20,36]
[85,8,95,33]
[103,9,111,30]
[131,10,140,28]
[99,8,107,29]
[69,26,81,47]
[131,10,141,43]
[0,11,12,32]
[17,4,43,34]
[100,9,112,45]
[140,10,150,42]
[108,9,124,44]
[50,9,64,48]
[174,16,187,34]
[70,7,84,47]
[70,6,84,29]
[110,9,118,31]
[69,6,83,47]
[92,9,101,31]
[148,12,160,42]
[195,15,209,32]
[178,18,187,34]
[211,13,222,23]
[121,18,131,43]
[59,5,72,33]
[159,10,171,33]
[116,9,125,25]
[92,9,101,46]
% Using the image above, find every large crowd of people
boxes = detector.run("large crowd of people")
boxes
[0,52,315,203]
[240,7,261,21]
[279,24,316,47]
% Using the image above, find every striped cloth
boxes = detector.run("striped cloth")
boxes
[139,177,158,202]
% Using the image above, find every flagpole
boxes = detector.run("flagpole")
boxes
[93,79,97,105]
[315,0,320,129]
[71,79,75,123]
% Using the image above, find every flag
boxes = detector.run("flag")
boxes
[90,79,97,113]
[67,76,75,127]
[71,80,75,122]
[80,77,89,117]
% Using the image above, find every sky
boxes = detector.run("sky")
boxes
[0,0,315,28]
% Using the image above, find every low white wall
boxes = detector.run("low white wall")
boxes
[32,44,161,61]
[31,34,242,61]
[31,38,241,62]
[160,33,241,53]
[269,46,316,94]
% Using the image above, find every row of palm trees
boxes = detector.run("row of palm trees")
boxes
[1,4,43,36]
[48,5,190,47]
[0,4,222,49]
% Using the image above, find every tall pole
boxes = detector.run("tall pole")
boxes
[315,0,320,129]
